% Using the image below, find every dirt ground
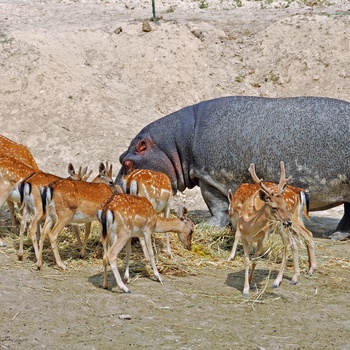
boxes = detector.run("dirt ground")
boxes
[1,0,350,349]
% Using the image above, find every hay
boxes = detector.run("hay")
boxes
[263,221,315,268]
[1,205,347,298]
[0,213,311,272]
[0,208,234,273]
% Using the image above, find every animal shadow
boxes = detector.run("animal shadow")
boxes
[225,268,282,294]
[88,271,119,292]
[87,261,154,293]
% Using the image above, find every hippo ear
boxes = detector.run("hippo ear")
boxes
[123,160,135,174]
[135,140,147,153]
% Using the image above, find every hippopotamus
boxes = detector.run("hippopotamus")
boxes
[116,96,350,240]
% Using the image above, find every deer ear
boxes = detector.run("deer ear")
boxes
[123,160,134,174]
[227,189,233,204]
[136,140,147,153]
[259,190,271,203]
[68,163,75,176]
[177,206,188,218]
[99,162,106,175]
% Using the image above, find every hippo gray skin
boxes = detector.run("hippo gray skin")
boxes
[116,96,350,240]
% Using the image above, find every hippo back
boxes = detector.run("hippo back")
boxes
[190,96,350,210]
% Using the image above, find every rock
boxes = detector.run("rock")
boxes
[142,21,152,32]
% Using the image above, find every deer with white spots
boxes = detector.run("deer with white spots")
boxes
[38,175,120,270]
[0,135,39,239]
[227,182,316,279]
[97,194,194,293]
[18,162,115,259]
[0,157,40,247]
[120,169,175,258]
[0,134,38,169]
[17,163,93,260]
[233,162,310,297]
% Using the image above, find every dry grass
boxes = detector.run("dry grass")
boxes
[0,214,311,271]
[0,206,347,296]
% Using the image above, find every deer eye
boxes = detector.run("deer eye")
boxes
[271,206,278,212]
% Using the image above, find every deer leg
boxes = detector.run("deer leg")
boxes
[102,236,109,289]
[301,225,316,275]
[165,233,173,258]
[37,216,53,270]
[108,232,131,293]
[17,206,27,261]
[123,238,132,283]
[80,222,91,258]
[163,205,173,259]
[273,244,289,288]
[143,228,164,283]
[0,187,14,209]
[289,237,300,285]
[249,239,263,285]
[48,219,70,270]
[139,237,150,260]
[7,199,17,229]
[28,210,44,263]
[306,240,316,275]
[241,236,251,297]
[227,229,241,261]
[71,224,83,247]
[294,223,316,275]
[0,188,15,246]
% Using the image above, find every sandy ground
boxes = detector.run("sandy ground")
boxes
[1,0,350,349]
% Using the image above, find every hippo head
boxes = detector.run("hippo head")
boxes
[116,133,181,194]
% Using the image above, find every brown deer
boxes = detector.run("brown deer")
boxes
[227,182,316,278]
[234,161,302,297]
[120,169,174,258]
[17,163,91,260]
[19,162,116,261]
[38,178,119,270]
[70,161,119,257]
[0,134,39,169]
[0,134,39,230]
[0,157,40,247]
[97,194,194,293]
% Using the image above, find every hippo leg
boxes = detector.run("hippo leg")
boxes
[198,180,230,226]
[329,202,350,241]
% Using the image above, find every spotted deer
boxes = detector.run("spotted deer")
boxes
[0,157,40,247]
[120,169,174,258]
[38,178,119,270]
[17,163,91,260]
[97,194,194,293]
[234,161,305,297]
[0,134,39,169]
[70,161,119,257]
[0,135,39,232]
[19,162,116,262]
[227,182,316,278]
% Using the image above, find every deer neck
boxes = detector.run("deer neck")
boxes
[154,216,183,233]
[241,199,274,234]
